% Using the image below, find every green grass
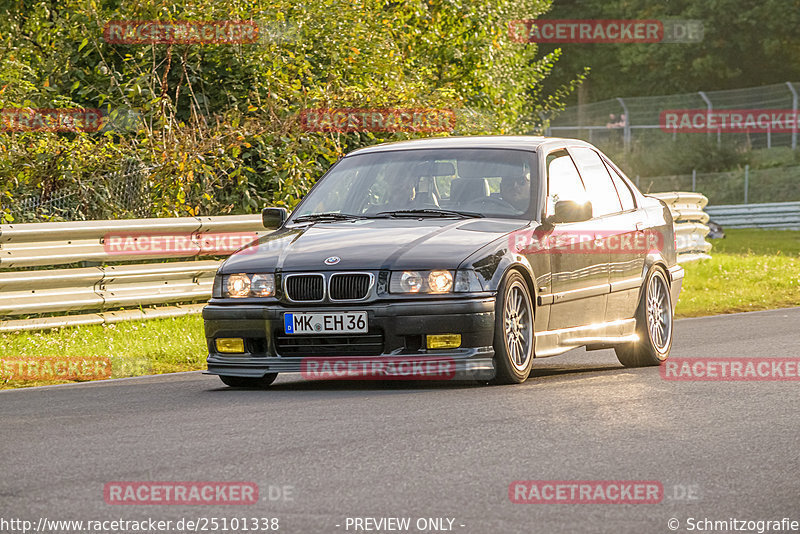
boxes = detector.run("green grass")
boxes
[705,228,800,256]
[2,228,798,389]
[676,229,800,317]
[0,315,206,389]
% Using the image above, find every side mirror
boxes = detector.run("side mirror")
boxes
[262,207,287,229]
[551,200,592,224]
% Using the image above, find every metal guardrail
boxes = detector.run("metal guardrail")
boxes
[705,202,800,230]
[0,215,265,332]
[650,192,712,262]
[0,215,263,268]
[0,195,712,333]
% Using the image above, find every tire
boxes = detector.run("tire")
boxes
[491,270,535,384]
[219,373,278,388]
[615,266,673,367]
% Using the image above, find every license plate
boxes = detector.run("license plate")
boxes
[284,311,368,334]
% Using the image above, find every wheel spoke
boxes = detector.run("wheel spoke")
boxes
[501,281,535,372]
[645,273,672,352]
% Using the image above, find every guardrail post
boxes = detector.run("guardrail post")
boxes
[692,169,696,192]
[787,82,798,150]
[744,164,749,204]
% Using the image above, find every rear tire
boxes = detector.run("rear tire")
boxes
[491,271,534,384]
[219,374,278,388]
[615,267,673,367]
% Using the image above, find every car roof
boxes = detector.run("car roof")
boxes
[347,135,595,156]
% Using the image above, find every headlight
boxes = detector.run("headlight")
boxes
[399,271,424,293]
[250,274,276,297]
[390,270,454,294]
[427,270,453,293]
[226,274,251,298]
[217,273,276,298]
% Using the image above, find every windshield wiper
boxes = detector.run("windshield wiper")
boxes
[292,212,367,223]
[375,209,484,219]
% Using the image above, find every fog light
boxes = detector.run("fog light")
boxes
[426,334,461,349]
[216,338,245,353]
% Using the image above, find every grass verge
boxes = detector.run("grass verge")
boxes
[676,229,800,317]
[0,315,206,390]
[2,229,798,389]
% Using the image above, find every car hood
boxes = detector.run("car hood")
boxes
[220,218,527,273]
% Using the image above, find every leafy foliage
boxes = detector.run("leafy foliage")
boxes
[0,0,576,221]
[540,0,800,102]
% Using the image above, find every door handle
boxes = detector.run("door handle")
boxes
[635,221,646,233]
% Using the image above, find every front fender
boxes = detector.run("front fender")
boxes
[458,233,549,301]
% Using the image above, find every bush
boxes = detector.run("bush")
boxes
[0,0,577,222]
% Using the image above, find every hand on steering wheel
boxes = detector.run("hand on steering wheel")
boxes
[460,196,518,214]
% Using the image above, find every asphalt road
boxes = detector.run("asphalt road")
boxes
[2,308,799,534]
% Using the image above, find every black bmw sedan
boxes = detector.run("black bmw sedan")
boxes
[203,136,684,386]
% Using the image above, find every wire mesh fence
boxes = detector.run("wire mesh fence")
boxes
[2,161,153,222]
[546,82,800,152]
[634,165,800,205]
[5,80,800,221]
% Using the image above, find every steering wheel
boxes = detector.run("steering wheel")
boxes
[460,196,519,214]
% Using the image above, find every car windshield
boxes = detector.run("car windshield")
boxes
[290,148,539,221]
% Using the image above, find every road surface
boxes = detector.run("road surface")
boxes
[1,308,798,533]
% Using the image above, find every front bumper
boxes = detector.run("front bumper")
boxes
[203,297,497,381]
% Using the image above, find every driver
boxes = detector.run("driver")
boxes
[387,176,416,208]
[499,173,531,212]
[365,175,416,214]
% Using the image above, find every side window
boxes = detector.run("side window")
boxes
[546,150,588,217]
[603,160,636,211]
[569,147,623,217]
